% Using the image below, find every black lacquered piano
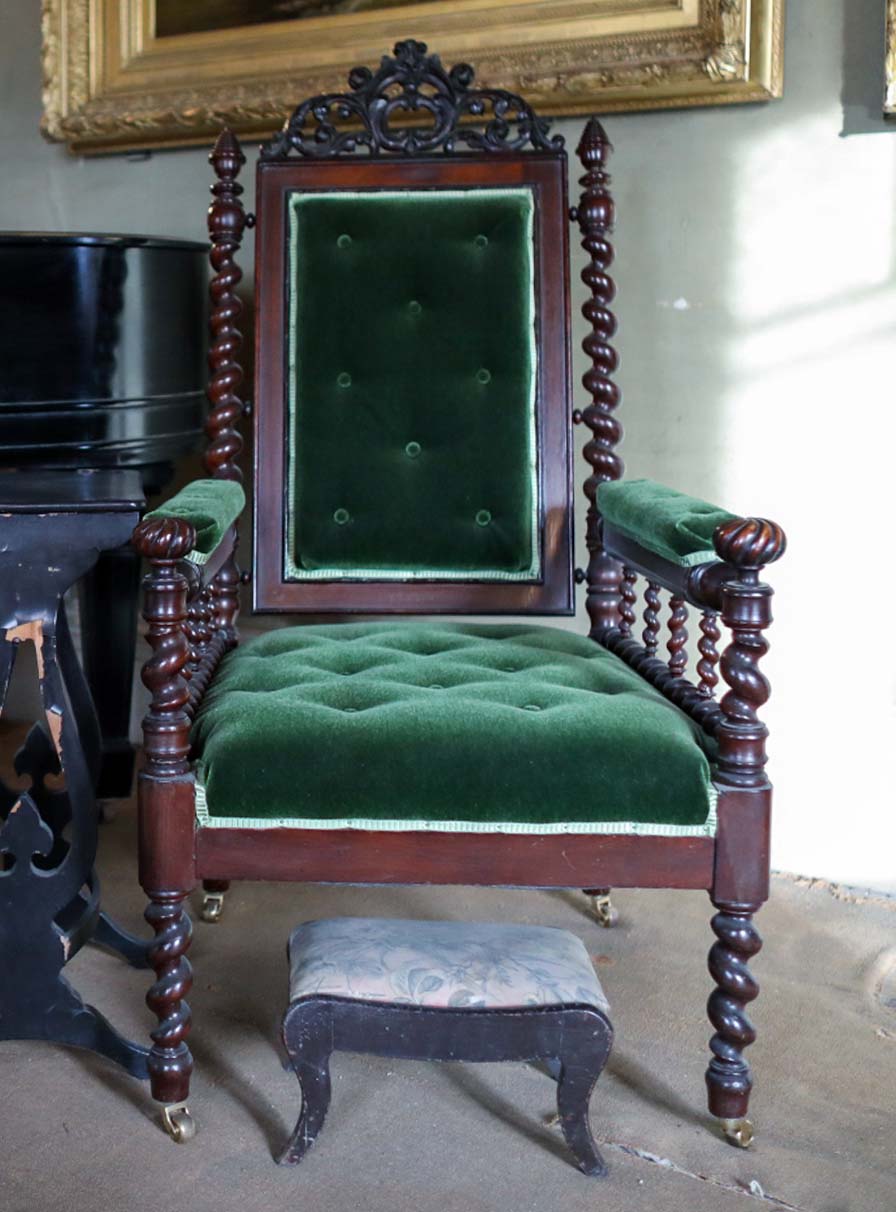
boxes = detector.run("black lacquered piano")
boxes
[0,232,209,796]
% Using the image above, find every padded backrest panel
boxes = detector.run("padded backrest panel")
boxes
[252,153,573,614]
[285,187,538,581]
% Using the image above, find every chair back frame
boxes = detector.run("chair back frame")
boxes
[252,151,575,614]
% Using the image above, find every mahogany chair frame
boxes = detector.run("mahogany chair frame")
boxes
[133,40,785,1148]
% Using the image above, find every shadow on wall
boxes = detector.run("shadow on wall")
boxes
[563,0,896,889]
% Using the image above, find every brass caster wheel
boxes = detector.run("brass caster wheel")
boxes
[161,1102,196,1144]
[590,894,619,928]
[201,892,225,923]
[720,1117,754,1149]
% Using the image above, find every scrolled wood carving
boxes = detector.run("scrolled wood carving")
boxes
[261,39,563,160]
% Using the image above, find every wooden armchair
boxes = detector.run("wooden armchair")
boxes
[133,40,785,1148]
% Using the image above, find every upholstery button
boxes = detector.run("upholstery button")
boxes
[475,509,491,527]
[337,371,352,388]
[336,234,352,248]
[522,704,541,712]
[405,441,421,459]
[474,234,488,248]
[342,706,358,712]
[428,683,444,690]
[333,508,351,525]
[408,299,422,316]
[476,368,492,385]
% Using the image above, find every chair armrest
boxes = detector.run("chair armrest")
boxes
[142,478,245,565]
[597,479,737,569]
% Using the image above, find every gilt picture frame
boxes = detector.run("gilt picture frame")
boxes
[41,0,784,155]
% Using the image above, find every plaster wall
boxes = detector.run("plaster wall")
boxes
[1,1,893,891]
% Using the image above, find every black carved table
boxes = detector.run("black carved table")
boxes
[0,469,150,1077]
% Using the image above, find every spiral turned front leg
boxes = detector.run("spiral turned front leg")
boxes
[706,901,762,1146]
[145,892,194,1110]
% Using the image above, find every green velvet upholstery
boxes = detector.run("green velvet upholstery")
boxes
[192,623,716,834]
[145,479,246,564]
[285,188,539,581]
[598,479,737,568]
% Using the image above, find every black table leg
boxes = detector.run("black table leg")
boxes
[79,541,142,800]
[0,485,150,1081]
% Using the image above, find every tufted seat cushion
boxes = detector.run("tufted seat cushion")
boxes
[192,623,716,835]
[288,918,610,1012]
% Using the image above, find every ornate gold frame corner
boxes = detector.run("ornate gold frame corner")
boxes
[41,0,784,155]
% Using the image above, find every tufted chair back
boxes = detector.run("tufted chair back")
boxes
[248,42,575,615]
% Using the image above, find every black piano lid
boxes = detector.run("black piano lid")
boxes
[0,230,209,472]
[0,232,207,250]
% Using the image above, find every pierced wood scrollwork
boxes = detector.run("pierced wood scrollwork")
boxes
[261,39,564,161]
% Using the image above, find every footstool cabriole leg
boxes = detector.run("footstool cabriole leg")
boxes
[555,1013,612,1177]
[279,1004,333,1166]
[705,899,762,1148]
[145,889,195,1141]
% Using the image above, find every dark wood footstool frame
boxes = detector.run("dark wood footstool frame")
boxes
[280,997,613,1176]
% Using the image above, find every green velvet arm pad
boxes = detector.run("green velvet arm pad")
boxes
[144,479,245,564]
[597,479,737,568]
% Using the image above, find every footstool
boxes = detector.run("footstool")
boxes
[279,917,613,1175]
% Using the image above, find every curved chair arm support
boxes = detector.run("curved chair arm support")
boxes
[597,478,737,569]
[140,479,245,567]
[133,481,246,768]
[712,516,786,790]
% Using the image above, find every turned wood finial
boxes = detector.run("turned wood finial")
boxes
[133,515,196,562]
[205,126,246,483]
[713,517,787,572]
[576,116,623,637]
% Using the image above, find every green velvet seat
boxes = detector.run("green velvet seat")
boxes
[192,622,716,835]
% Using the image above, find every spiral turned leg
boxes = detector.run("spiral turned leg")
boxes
[705,900,762,1147]
[145,891,195,1140]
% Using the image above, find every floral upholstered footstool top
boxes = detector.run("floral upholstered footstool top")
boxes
[280,917,613,1175]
